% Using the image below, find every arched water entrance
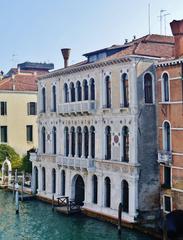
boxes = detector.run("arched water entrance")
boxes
[1,157,12,185]
[72,175,85,206]
[32,166,38,194]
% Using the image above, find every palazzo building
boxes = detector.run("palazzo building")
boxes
[0,62,53,155]
[31,34,174,222]
[157,20,183,213]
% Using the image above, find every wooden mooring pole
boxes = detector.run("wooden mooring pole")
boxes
[21,171,24,202]
[52,194,54,211]
[163,212,167,240]
[118,203,123,235]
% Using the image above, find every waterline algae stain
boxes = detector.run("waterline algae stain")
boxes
[0,190,154,240]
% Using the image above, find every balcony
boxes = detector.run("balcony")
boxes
[157,150,172,164]
[29,152,39,162]
[58,100,96,115]
[56,155,95,171]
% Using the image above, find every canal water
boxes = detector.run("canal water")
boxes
[0,190,154,240]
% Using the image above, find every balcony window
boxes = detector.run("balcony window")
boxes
[83,80,88,100]
[105,126,111,160]
[163,121,171,151]
[52,85,56,112]
[1,126,7,143]
[162,73,169,102]
[71,127,75,157]
[27,102,37,115]
[163,166,171,188]
[84,126,89,158]
[0,102,7,115]
[70,82,75,102]
[121,126,129,162]
[105,76,111,108]
[52,126,57,154]
[76,81,82,101]
[64,83,69,103]
[41,127,46,154]
[90,126,95,158]
[121,73,129,107]
[41,88,46,113]
[77,127,82,157]
[64,127,69,156]
[164,196,171,212]
[26,125,33,142]
[144,73,153,104]
[90,78,95,100]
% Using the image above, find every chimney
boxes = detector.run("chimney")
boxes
[170,19,183,58]
[61,48,71,68]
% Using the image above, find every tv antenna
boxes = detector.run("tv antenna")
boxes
[158,9,166,35]
[148,3,151,34]
[164,12,170,35]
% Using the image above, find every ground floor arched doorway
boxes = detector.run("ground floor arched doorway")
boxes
[33,166,38,194]
[73,175,85,206]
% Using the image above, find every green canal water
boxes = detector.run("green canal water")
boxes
[0,190,154,240]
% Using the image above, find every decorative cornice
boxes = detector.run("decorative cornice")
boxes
[156,58,183,67]
[38,57,132,80]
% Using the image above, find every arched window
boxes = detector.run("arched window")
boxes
[64,83,69,103]
[163,121,171,151]
[144,73,153,103]
[90,126,95,158]
[92,175,98,204]
[52,168,56,194]
[77,127,82,157]
[105,126,111,160]
[121,73,129,107]
[162,73,169,102]
[90,78,95,100]
[104,177,111,208]
[122,126,129,162]
[64,127,69,156]
[83,80,88,100]
[76,81,82,101]
[42,167,46,191]
[41,127,46,154]
[84,126,89,158]
[52,126,57,154]
[71,127,75,157]
[52,85,57,112]
[61,170,65,196]
[105,76,111,108]
[41,87,46,112]
[70,82,75,102]
[122,180,129,213]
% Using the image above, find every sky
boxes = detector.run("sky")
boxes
[1,0,183,73]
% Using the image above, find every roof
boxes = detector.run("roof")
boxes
[0,74,38,91]
[106,34,174,60]
[17,62,54,71]
[39,34,175,80]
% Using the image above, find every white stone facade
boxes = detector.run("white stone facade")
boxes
[31,56,159,223]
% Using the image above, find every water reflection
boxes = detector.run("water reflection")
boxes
[0,190,154,240]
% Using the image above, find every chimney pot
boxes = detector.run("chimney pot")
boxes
[170,19,183,58]
[61,48,71,68]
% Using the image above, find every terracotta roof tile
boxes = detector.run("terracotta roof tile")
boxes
[0,74,38,91]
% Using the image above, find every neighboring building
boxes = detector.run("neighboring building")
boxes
[31,34,174,223]
[0,62,54,156]
[157,20,183,213]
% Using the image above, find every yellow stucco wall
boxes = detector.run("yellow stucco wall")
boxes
[0,91,38,156]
